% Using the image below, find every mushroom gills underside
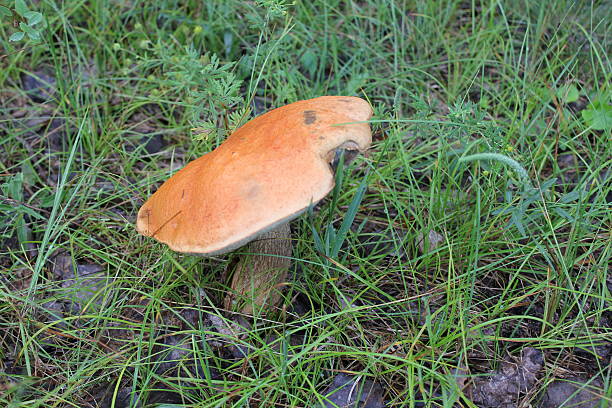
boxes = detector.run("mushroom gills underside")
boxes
[329,140,362,171]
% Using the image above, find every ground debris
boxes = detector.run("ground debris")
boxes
[22,70,57,102]
[463,347,543,408]
[539,376,607,408]
[417,229,445,253]
[100,386,142,408]
[322,373,385,408]
[124,109,168,154]
[153,332,207,377]
[208,313,253,359]
[50,253,107,314]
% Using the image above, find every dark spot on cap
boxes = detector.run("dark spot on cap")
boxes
[244,183,261,200]
[303,110,317,125]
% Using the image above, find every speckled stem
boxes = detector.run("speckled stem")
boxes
[224,223,292,315]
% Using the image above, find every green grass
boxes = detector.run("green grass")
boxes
[1,0,610,407]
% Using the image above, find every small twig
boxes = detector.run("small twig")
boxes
[0,195,51,215]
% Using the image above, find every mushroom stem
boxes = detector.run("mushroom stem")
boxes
[224,223,292,315]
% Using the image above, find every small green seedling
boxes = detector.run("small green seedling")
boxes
[581,98,612,131]
[2,0,45,42]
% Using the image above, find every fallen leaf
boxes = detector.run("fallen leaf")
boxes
[322,373,385,408]
[417,229,444,253]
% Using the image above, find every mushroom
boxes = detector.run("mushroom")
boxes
[137,96,372,314]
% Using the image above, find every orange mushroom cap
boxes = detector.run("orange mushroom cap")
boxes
[136,96,372,254]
